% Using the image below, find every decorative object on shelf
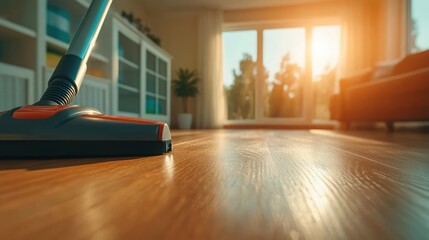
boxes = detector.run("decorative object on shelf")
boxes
[86,68,105,78]
[172,68,199,129]
[121,11,161,46]
[46,50,62,68]
[47,5,71,43]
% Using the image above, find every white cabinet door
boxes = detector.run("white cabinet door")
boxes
[141,43,171,124]
[112,19,142,118]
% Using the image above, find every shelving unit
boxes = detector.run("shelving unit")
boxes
[0,0,38,110]
[112,15,171,123]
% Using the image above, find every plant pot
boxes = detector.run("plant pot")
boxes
[178,113,192,129]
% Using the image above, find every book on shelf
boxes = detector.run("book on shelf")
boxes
[47,5,70,43]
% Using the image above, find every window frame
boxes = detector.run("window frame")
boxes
[222,18,341,126]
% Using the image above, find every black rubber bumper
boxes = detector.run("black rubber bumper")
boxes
[0,139,172,159]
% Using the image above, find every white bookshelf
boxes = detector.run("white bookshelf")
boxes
[112,15,172,124]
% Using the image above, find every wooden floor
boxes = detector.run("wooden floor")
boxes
[1,130,429,240]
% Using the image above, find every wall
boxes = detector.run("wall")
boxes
[150,10,201,128]
[339,0,407,76]
[224,1,342,24]
[111,0,153,27]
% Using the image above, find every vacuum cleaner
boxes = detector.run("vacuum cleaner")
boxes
[0,0,172,158]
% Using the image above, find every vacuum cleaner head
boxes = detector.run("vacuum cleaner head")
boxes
[0,0,172,158]
[0,106,172,158]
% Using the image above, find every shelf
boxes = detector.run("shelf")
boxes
[46,36,109,63]
[48,0,87,14]
[90,53,109,63]
[119,56,139,69]
[75,0,90,8]
[45,66,109,81]
[0,17,36,38]
[118,83,139,93]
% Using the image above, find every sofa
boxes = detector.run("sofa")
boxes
[330,50,429,131]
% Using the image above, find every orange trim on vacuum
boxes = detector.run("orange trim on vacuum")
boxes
[158,123,165,141]
[13,106,72,119]
[82,115,164,140]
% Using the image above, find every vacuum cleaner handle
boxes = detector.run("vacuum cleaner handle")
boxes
[36,0,112,106]
[67,0,112,63]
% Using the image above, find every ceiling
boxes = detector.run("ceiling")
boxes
[138,0,332,10]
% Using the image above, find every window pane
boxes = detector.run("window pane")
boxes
[263,28,305,118]
[312,25,341,120]
[158,98,167,115]
[118,32,140,65]
[410,0,429,52]
[223,30,257,120]
[158,59,167,77]
[158,78,167,97]
[146,51,156,72]
[119,62,140,88]
[119,87,140,114]
[146,95,156,114]
[146,72,156,94]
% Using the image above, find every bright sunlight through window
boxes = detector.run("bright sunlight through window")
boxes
[311,26,341,80]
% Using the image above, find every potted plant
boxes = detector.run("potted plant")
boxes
[172,68,199,129]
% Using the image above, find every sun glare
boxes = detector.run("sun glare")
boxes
[311,26,341,80]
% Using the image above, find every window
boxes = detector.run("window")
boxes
[222,30,257,120]
[222,25,341,124]
[263,28,306,118]
[409,0,429,52]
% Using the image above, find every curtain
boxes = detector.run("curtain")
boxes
[338,0,379,78]
[196,10,225,129]
[339,0,408,80]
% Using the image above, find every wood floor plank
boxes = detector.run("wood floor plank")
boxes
[265,130,429,239]
[0,130,428,239]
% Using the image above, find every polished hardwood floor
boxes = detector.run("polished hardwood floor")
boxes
[0,130,429,239]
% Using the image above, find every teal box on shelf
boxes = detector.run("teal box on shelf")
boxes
[47,5,71,43]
